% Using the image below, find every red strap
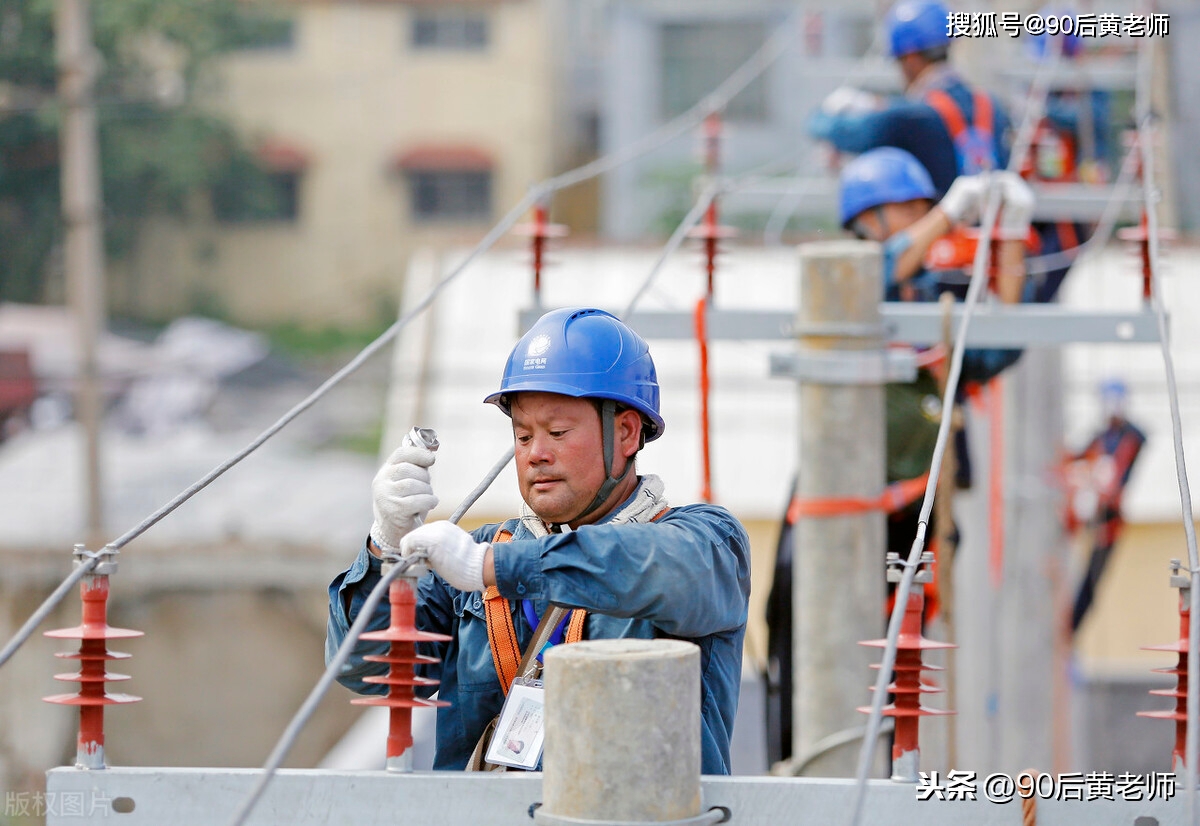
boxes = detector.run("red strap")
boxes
[971,89,994,136]
[695,297,713,504]
[787,473,931,521]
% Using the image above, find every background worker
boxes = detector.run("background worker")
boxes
[764,147,1034,767]
[840,146,1033,551]
[1065,378,1146,634]
[808,0,1013,195]
[326,307,751,775]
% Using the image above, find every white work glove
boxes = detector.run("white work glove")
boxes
[996,171,1036,239]
[400,521,489,593]
[939,173,990,225]
[821,86,879,116]
[370,443,439,555]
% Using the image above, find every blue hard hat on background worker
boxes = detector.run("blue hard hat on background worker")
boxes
[838,147,937,228]
[885,0,951,58]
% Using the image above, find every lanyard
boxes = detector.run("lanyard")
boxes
[522,600,571,663]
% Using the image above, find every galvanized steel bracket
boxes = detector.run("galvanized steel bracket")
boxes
[531,805,730,826]
[73,544,120,576]
[769,348,917,385]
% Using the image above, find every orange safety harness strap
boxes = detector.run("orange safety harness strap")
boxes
[483,508,673,693]
[925,89,994,143]
[483,526,588,695]
[787,473,931,521]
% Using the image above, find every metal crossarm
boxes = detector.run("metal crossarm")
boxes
[523,305,1162,349]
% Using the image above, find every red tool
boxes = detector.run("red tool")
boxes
[859,552,955,782]
[44,546,142,769]
[1138,558,1191,772]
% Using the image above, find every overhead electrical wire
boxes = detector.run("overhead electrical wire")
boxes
[0,11,803,674]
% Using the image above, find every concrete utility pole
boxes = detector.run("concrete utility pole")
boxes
[793,241,887,776]
[56,0,106,547]
[541,639,701,823]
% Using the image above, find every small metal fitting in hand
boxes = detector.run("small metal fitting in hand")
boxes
[405,426,439,452]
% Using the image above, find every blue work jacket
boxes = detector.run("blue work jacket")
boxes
[808,78,1013,196]
[326,493,751,775]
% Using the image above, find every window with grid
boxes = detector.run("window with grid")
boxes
[408,170,492,222]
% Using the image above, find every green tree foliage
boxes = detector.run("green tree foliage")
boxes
[0,0,289,303]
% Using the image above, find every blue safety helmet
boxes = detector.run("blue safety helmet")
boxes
[485,307,665,442]
[1099,377,1128,403]
[886,0,951,59]
[1027,8,1083,59]
[839,147,937,228]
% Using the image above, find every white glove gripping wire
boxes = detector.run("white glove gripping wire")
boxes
[370,427,441,555]
[939,173,990,226]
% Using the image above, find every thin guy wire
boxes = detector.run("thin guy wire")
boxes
[1024,141,1141,275]
[0,558,96,668]
[1134,24,1199,824]
[0,10,802,672]
[848,35,1063,826]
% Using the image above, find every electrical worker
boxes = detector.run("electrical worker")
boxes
[763,148,1035,766]
[326,307,752,775]
[1023,9,1111,302]
[1065,378,1146,633]
[842,147,1033,602]
[808,0,1013,196]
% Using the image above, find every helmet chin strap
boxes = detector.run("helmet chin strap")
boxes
[559,399,634,529]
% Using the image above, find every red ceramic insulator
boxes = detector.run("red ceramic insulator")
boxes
[43,573,142,768]
[1138,576,1189,770]
[1117,212,1176,303]
[352,577,451,765]
[859,581,955,766]
[513,205,567,300]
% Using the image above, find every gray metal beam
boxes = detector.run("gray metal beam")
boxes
[43,767,1187,826]
[522,306,1161,348]
[720,178,1142,222]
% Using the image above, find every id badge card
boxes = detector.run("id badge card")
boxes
[485,677,545,770]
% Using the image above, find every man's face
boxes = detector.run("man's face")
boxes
[510,392,639,527]
[850,199,930,242]
[897,52,926,89]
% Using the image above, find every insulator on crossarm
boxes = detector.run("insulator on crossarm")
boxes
[513,204,568,305]
[43,546,142,770]
[858,552,955,783]
[1117,214,1175,304]
[352,570,451,772]
[1137,558,1190,773]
